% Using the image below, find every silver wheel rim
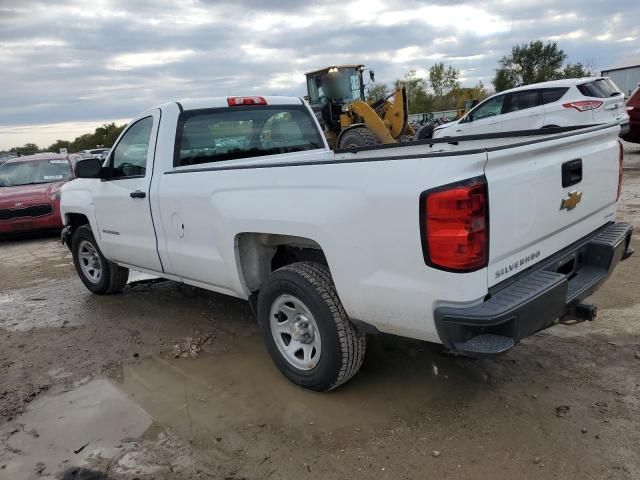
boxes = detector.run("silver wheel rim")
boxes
[269,294,322,371]
[78,239,102,284]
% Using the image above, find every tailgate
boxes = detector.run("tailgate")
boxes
[594,95,627,125]
[484,125,621,287]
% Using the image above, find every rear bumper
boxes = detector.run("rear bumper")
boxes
[435,222,633,357]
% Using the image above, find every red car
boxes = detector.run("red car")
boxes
[623,83,640,143]
[0,153,74,235]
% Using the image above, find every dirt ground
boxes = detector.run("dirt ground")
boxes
[1,148,639,480]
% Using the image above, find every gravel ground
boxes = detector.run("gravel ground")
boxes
[0,170,639,480]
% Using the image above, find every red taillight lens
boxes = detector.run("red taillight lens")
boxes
[421,178,489,272]
[562,100,603,112]
[618,140,624,201]
[227,96,267,106]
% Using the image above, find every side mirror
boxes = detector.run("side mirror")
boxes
[74,157,104,179]
[369,70,375,82]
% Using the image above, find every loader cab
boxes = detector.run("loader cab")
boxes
[305,65,366,108]
[305,65,368,138]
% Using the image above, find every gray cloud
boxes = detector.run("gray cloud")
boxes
[0,0,638,148]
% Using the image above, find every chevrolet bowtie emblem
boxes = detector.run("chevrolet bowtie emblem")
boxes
[560,191,582,211]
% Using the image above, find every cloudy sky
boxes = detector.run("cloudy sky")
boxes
[0,0,638,150]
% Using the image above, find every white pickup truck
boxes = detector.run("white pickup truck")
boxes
[61,95,633,391]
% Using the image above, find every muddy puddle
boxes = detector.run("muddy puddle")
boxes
[0,332,486,478]
[0,272,159,332]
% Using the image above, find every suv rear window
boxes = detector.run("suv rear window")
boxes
[540,87,569,104]
[577,78,621,98]
[175,105,324,167]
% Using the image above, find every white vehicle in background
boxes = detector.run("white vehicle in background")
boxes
[80,148,110,159]
[433,77,629,138]
[60,95,632,392]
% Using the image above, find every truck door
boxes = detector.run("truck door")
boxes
[92,110,163,272]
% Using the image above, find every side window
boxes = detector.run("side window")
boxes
[541,88,569,105]
[470,95,505,120]
[503,90,540,114]
[110,116,153,179]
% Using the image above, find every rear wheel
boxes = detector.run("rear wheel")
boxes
[71,225,129,294]
[258,262,366,391]
[337,126,382,149]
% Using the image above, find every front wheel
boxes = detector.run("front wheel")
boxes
[258,262,366,391]
[71,225,129,294]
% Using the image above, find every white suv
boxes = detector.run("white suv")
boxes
[433,77,629,138]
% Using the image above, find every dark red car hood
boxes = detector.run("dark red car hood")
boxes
[0,181,65,209]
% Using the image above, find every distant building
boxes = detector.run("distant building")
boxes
[601,57,640,97]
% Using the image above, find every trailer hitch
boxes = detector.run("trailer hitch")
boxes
[560,303,598,325]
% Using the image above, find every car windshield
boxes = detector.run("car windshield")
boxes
[0,158,72,187]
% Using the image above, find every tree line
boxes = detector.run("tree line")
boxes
[2,122,126,157]
[370,40,592,115]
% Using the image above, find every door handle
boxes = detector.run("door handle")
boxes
[562,159,582,187]
[130,190,146,199]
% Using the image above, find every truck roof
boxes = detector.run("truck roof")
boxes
[174,96,304,112]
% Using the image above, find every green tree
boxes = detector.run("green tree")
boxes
[562,62,594,79]
[492,40,568,91]
[394,70,429,114]
[45,123,127,153]
[451,81,489,111]
[47,139,72,153]
[366,83,390,102]
[429,62,460,98]
[14,143,40,155]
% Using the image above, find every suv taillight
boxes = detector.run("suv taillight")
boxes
[562,100,603,112]
[420,177,489,272]
[618,140,624,201]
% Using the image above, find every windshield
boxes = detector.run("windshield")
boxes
[0,158,72,187]
[307,67,362,105]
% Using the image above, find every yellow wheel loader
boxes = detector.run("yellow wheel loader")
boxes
[304,65,414,149]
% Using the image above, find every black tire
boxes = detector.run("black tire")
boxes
[71,225,129,295]
[258,262,366,391]
[337,126,382,149]
[414,123,434,140]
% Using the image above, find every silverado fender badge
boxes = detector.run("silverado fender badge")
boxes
[560,191,582,211]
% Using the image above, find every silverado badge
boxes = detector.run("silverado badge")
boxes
[560,191,582,211]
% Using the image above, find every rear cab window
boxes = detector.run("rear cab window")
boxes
[174,105,324,167]
[577,78,622,98]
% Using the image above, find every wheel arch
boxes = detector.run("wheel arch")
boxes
[235,232,328,297]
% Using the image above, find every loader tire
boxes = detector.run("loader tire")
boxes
[337,126,382,149]
[415,123,434,140]
[258,262,367,391]
[72,225,129,295]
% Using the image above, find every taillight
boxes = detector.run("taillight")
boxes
[617,140,624,201]
[562,100,603,112]
[420,177,489,272]
[227,96,267,106]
